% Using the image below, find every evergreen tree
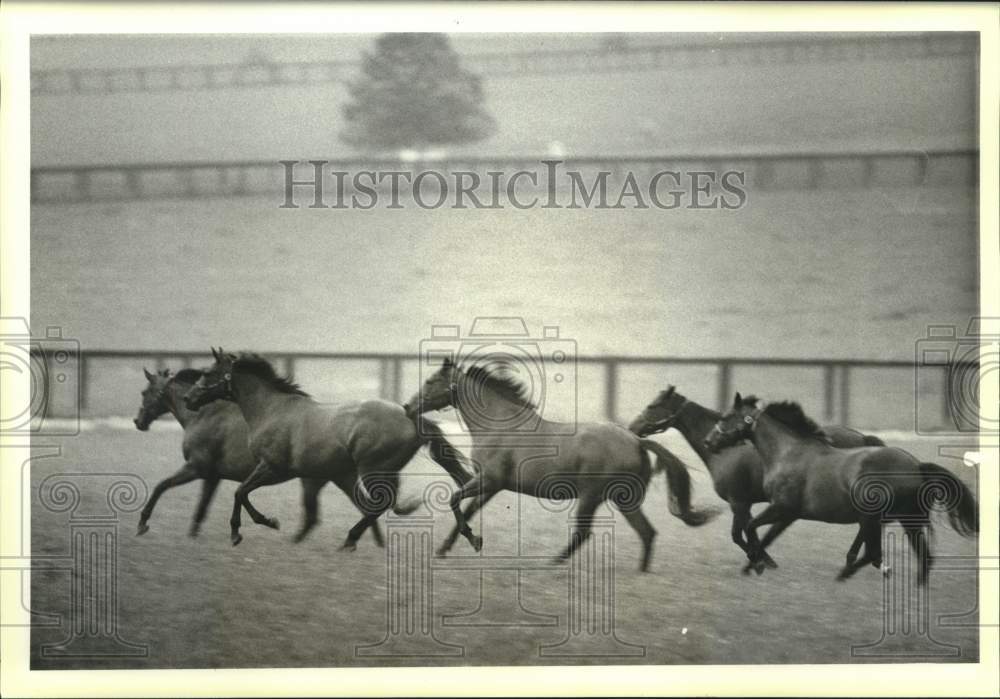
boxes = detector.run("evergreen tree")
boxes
[341,34,497,152]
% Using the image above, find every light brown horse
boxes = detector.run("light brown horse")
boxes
[627,385,885,571]
[403,357,715,571]
[706,393,978,583]
[134,367,383,544]
[184,349,473,547]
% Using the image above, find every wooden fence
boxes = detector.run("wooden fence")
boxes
[31,348,969,431]
[31,32,977,96]
[30,149,979,204]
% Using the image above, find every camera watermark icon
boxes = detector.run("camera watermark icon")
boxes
[914,317,999,435]
[415,317,577,435]
[0,317,80,436]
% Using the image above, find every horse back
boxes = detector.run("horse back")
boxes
[506,422,646,497]
[287,399,417,475]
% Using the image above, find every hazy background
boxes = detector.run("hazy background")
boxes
[30,33,979,421]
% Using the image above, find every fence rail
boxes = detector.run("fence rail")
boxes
[31,348,966,431]
[30,149,979,203]
[31,32,977,96]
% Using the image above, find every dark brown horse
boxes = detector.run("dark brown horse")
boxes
[706,393,978,583]
[184,349,473,547]
[627,385,886,571]
[134,367,383,544]
[403,357,715,571]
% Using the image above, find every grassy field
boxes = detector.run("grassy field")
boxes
[30,427,979,669]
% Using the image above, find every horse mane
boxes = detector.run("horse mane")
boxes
[752,396,830,443]
[232,353,310,397]
[462,363,536,409]
[171,368,205,385]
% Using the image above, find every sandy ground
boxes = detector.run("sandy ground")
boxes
[29,427,979,669]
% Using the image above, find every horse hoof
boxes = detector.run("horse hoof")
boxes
[762,556,778,569]
[880,563,892,577]
[266,518,279,530]
[470,535,483,552]
[341,540,357,552]
[550,556,568,566]
[136,523,149,536]
[435,548,448,558]
[231,533,243,546]
[188,526,200,538]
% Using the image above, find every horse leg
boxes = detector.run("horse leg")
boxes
[752,518,795,575]
[448,476,487,552]
[137,463,200,535]
[845,525,865,567]
[341,472,398,551]
[189,476,220,538]
[554,496,602,565]
[731,500,777,568]
[229,461,283,546]
[837,518,882,581]
[903,522,930,586]
[742,504,790,575]
[437,490,496,558]
[294,478,326,544]
[622,509,658,573]
[330,473,385,547]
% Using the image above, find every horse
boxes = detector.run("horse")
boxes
[133,367,383,545]
[183,349,474,547]
[705,393,978,583]
[627,385,885,570]
[402,357,715,571]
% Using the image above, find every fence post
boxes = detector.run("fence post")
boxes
[823,364,836,421]
[839,365,852,426]
[391,357,404,404]
[716,362,732,413]
[78,354,89,413]
[604,361,618,423]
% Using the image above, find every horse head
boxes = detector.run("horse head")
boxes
[628,385,686,436]
[134,367,173,431]
[705,392,763,453]
[403,356,457,418]
[184,347,236,410]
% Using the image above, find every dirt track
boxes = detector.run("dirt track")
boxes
[30,428,979,669]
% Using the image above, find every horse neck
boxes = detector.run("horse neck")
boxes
[457,381,539,435]
[164,381,198,428]
[749,413,802,468]
[674,400,722,464]
[231,372,293,429]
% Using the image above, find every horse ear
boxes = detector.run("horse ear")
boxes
[211,347,220,361]
[665,385,675,396]
[442,356,454,369]
[733,391,742,407]
[143,367,155,382]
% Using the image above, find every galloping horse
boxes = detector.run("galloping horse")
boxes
[184,349,473,547]
[628,385,884,570]
[705,393,978,583]
[133,367,382,545]
[403,357,715,571]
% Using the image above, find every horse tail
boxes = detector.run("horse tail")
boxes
[919,462,978,537]
[639,438,716,527]
[862,434,886,447]
[418,417,475,487]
